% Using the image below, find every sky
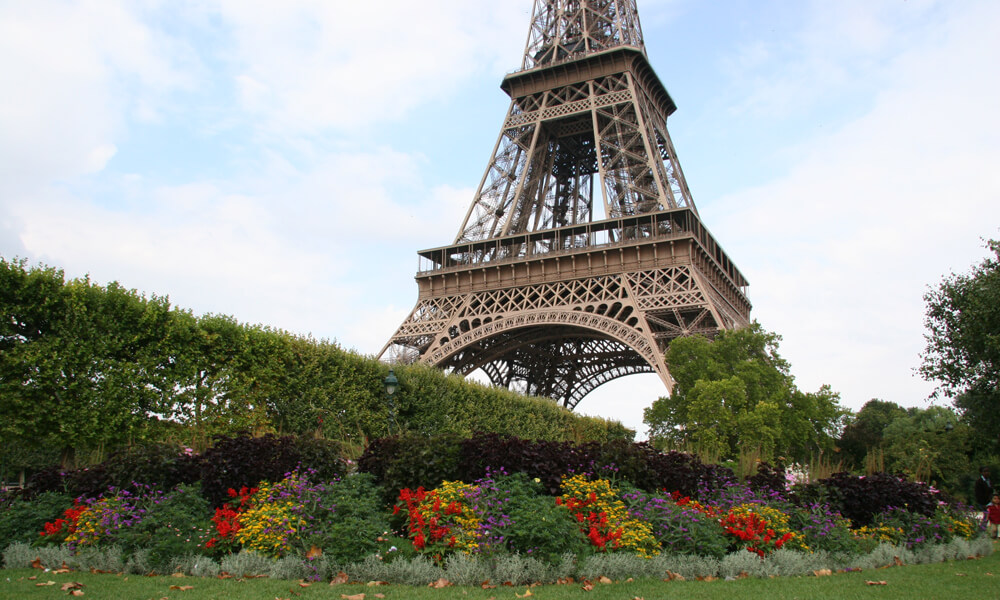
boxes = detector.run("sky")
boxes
[2,0,999,437]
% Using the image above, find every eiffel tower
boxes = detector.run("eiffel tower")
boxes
[379,0,750,409]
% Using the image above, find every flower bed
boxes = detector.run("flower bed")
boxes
[1,440,991,584]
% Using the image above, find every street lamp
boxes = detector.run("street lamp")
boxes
[384,369,399,435]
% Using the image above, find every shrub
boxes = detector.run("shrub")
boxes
[114,484,214,571]
[785,503,859,554]
[298,473,389,564]
[623,490,728,558]
[100,442,202,490]
[803,472,939,527]
[198,433,302,508]
[502,494,590,563]
[0,490,73,545]
[359,432,464,502]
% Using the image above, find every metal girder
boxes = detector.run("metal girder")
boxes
[379,1,750,410]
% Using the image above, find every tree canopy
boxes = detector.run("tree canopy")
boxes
[643,322,847,461]
[920,239,1000,448]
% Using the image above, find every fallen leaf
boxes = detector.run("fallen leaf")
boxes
[699,576,718,582]
[515,588,533,597]
[480,580,496,589]
[298,582,311,587]
[894,556,903,566]
[169,584,195,590]
[598,576,612,584]
[30,558,43,570]
[330,572,350,585]
[340,594,365,600]
[70,591,85,597]
[428,577,452,588]
[556,577,574,585]
[866,580,888,586]
[374,595,385,599]
[60,582,85,591]
[35,581,56,586]
[582,582,594,591]
[172,572,186,578]
[28,576,37,581]
[366,580,387,586]
[625,577,634,582]
[53,568,71,574]
[813,569,832,577]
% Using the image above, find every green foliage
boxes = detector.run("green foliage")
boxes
[503,495,590,563]
[921,239,1000,449]
[360,432,465,502]
[644,322,848,461]
[1,258,628,463]
[880,406,970,496]
[0,258,177,462]
[297,473,389,565]
[837,399,910,468]
[114,484,214,571]
[0,491,72,545]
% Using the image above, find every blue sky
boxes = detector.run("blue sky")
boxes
[2,0,999,436]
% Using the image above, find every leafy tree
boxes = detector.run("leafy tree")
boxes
[0,258,176,464]
[837,399,909,468]
[881,406,970,497]
[920,239,1000,448]
[643,322,848,461]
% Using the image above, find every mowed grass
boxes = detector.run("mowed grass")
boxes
[1,544,998,600]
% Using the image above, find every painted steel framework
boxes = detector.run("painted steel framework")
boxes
[379,0,751,409]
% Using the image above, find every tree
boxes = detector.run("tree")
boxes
[881,406,970,496]
[837,399,909,468]
[643,322,848,461]
[920,239,1000,448]
[0,258,176,464]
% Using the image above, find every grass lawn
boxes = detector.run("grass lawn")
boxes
[2,542,997,600]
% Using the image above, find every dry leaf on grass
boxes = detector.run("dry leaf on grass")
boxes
[428,578,452,588]
[866,580,888,586]
[374,594,386,599]
[169,584,194,590]
[30,558,43,569]
[330,572,350,585]
[340,594,365,600]
[69,590,85,597]
[366,580,388,586]
[298,582,311,587]
[598,576,612,584]
[813,569,832,577]
[480,580,496,589]
[515,588,533,597]
[582,582,594,591]
[60,582,85,591]
[28,576,37,580]
[35,581,56,586]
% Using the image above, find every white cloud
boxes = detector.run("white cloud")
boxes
[708,0,1000,410]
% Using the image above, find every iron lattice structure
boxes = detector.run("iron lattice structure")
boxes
[379,0,751,409]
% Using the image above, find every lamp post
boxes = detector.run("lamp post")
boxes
[384,369,399,435]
